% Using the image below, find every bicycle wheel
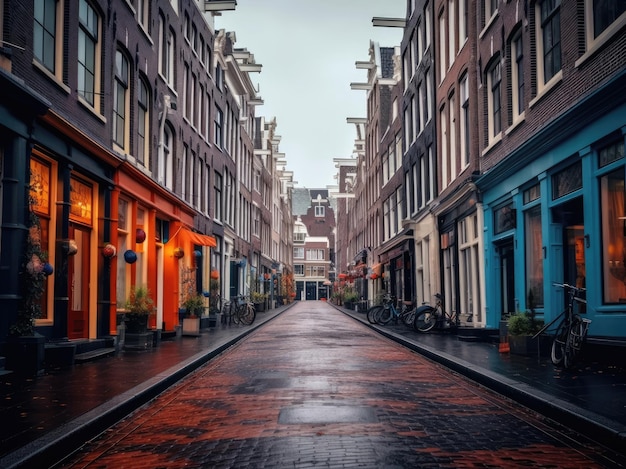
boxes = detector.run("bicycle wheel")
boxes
[242,304,256,325]
[550,318,568,366]
[414,306,437,332]
[377,306,393,325]
[367,306,383,324]
[563,315,584,369]
[400,308,416,328]
[232,304,243,325]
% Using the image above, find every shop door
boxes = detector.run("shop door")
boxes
[305,281,317,300]
[553,198,586,289]
[68,224,90,339]
[498,241,515,318]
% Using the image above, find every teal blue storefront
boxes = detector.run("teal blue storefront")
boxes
[478,71,626,344]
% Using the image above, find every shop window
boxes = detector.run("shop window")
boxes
[552,161,582,199]
[600,143,626,303]
[494,203,516,234]
[525,205,544,307]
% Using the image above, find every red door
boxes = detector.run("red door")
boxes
[68,224,90,339]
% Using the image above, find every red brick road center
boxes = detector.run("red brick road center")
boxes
[61,302,612,468]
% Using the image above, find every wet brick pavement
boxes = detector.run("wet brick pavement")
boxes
[57,302,624,468]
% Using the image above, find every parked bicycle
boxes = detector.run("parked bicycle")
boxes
[413,293,459,332]
[221,295,256,326]
[532,283,591,369]
[367,294,415,328]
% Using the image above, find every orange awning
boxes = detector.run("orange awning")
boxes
[183,227,217,247]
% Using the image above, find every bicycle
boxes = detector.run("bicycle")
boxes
[220,295,255,325]
[413,293,459,332]
[368,295,415,328]
[379,296,415,327]
[532,283,591,369]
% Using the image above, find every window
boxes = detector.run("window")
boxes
[439,12,446,81]
[589,0,626,43]
[485,0,498,24]
[487,60,502,140]
[215,106,224,148]
[525,205,544,307]
[537,0,561,86]
[511,33,524,120]
[307,249,325,260]
[315,205,325,217]
[159,16,175,87]
[440,105,448,189]
[459,0,468,44]
[136,0,149,30]
[78,0,100,110]
[137,77,149,165]
[162,124,174,190]
[293,247,304,259]
[448,0,455,67]
[34,0,62,75]
[552,161,582,200]
[214,172,222,221]
[460,73,470,167]
[599,141,626,303]
[113,49,130,150]
[295,265,305,276]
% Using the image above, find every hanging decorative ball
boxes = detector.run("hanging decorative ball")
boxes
[124,249,138,264]
[42,263,54,276]
[194,250,202,258]
[102,243,117,258]
[210,269,219,279]
[173,247,184,259]
[135,228,146,244]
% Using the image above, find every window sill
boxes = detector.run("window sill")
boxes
[505,112,525,136]
[529,71,562,109]
[32,60,71,94]
[481,132,502,157]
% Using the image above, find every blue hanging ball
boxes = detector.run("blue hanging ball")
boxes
[124,250,138,264]
[43,263,54,276]
[194,250,202,257]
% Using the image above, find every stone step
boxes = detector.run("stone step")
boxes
[74,347,116,364]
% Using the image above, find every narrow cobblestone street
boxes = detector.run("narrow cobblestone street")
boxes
[58,302,621,468]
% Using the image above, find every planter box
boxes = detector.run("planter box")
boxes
[509,335,551,356]
[124,332,153,350]
[45,342,77,368]
[182,317,200,336]
[4,334,45,376]
[254,302,265,312]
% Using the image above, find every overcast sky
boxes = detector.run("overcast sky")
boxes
[215,0,405,189]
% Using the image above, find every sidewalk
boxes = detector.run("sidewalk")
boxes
[1,301,625,468]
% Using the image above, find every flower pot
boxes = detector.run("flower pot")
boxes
[182,316,200,336]
[4,334,45,376]
[124,313,149,334]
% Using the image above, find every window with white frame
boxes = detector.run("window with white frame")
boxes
[307,266,326,277]
[315,205,325,217]
[137,77,149,166]
[160,123,174,189]
[585,0,626,52]
[214,171,222,221]
[449,92,457,182]
[295,264,305,276]
[113,49,130,151]
[439,11,446,81]
[307,249,325,260]
[137,0,149,31]
[459,0,468,44]
[34,0,64,77]
[459,73,470,168]
[536,0,561,88]
[78,0,101,111]
[448,0,455,67]
[215,106,224,149]
[487,59,502,141]
[440,105,448,189]
[458,214,482,322]
[511,33,524,121]
[293,247,304,259]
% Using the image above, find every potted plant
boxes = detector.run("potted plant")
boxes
[181,294,204,336]
[5,208,49,375]
[124,286,154,334]
[507,290,546,355]
[343,290,359,310]
[251,291,268,312]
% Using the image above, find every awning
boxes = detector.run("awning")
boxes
[371,263,382,276]
[183,227,217,247]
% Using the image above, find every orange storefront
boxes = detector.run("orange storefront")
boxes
[110,163,215,334]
